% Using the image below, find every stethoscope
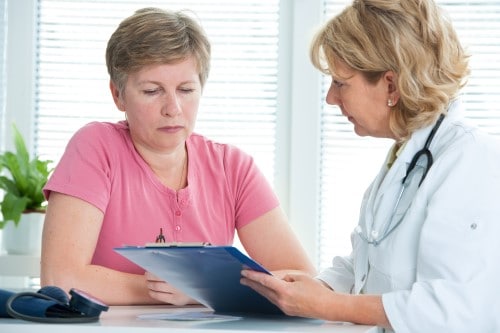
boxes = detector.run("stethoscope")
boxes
[356,113,445,246]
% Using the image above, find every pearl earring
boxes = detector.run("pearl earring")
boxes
[387,99,394,107]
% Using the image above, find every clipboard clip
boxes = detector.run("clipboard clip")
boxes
[145,242,212,248]
[149,228,211,247]
[155,228,166,243]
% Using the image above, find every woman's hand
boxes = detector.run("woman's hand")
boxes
[144,271,199,305]
[241,270,390,328]
[240,269,331,318]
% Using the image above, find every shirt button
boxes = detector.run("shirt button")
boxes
[175,225,181,232]
[175,211,181,216]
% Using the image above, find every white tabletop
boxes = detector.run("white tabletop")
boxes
[0,305,376,332]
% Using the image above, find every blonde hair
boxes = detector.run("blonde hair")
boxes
[310,0,470,140]
[106,7,211,93]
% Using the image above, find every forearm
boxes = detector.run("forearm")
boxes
[267,253,316,277]
[238,208,316,276]
[41,263,156,305]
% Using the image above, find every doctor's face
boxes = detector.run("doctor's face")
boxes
[110,57,202,155]
[325,60,395,139]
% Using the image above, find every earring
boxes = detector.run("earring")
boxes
[387,99,394,107]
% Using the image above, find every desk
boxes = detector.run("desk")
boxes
[0,305,376,332]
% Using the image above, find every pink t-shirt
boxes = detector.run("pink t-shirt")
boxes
[44,121,279,274]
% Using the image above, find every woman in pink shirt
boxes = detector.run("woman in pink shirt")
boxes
[41,7,315,305]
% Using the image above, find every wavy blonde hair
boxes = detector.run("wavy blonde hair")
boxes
[106,7,211,93]
[310,0,470,140]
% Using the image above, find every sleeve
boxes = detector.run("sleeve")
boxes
[223,144,280,229]
[382,135,500,333]
[43,122,115,212]
[316,251,355,293]
[317,176,379,293]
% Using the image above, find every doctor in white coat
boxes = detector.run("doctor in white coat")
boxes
[240,0,500,332]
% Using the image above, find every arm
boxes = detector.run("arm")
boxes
[237,206,316,276]
[241,270,390,328]
[41,192,155,305]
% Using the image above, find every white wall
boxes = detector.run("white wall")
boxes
[3,0,38,151]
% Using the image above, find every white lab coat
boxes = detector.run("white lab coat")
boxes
[317,100,500,332]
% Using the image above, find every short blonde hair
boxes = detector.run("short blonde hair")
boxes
[106,7,211,92]
[310,0,470,140]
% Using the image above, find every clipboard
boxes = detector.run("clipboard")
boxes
[114,245,284,316]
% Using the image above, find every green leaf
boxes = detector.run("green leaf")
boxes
[0,123,53,227]
[12,124,30,170]
[1,192,29,225]
[0,176,20,195]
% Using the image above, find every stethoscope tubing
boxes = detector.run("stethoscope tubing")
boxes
[357,113,446,246]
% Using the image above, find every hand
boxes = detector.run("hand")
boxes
[240,269,332,318]
[144,271,199,305]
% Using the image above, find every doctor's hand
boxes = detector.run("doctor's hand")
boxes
[240,269,333,319]
[144,271,199,306]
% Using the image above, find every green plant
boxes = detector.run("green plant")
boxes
[0,124,53,228]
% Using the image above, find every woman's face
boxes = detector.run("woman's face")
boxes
[325,60,397,139]
[110,57,201,154]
